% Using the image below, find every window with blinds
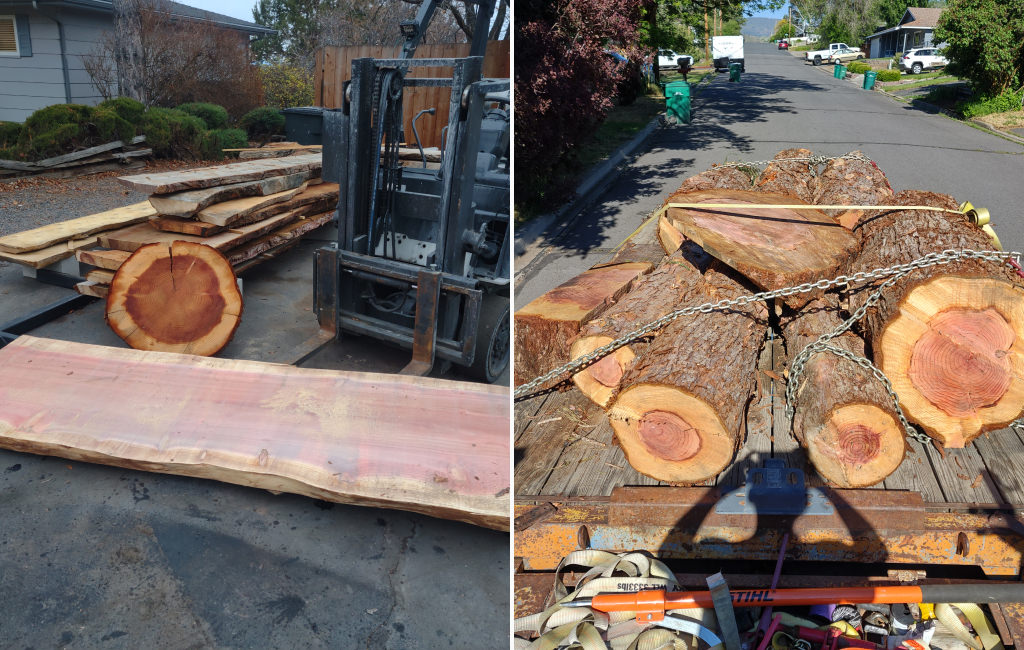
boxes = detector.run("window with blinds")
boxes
[0,16,19,55]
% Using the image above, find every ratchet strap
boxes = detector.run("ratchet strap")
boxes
[934,603,1004,650]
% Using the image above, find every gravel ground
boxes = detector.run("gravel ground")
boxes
[0,159,231,237]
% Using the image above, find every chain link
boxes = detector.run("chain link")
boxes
[713,151,873,175]
[515,249,1024,445]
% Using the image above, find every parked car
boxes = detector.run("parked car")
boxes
[778,40,790,50]
[712,35,745,72]
[899,48,948,74]
[828,47,865,64]
[657,49,694,69]
[805,42,852,65]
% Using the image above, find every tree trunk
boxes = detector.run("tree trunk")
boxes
[570,243,713,407]
[106,241,243,356]
[754,148,817,202]
[663,189,859,309]
[514,262,652,386]
[848,190,1024,447]
[112,0,146,103]
[607,264,768,483]
[813,150,894,227]
[782,294,906,487]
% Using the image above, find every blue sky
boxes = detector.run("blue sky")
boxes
[177,0,256,22]
[750,5,790,20]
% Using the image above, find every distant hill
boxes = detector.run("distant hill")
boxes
[742,16,778,39]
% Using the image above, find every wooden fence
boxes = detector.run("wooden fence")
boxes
[314,41,510,149]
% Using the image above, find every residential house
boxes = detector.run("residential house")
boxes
[864,7,944,59]
[0,1,273,123]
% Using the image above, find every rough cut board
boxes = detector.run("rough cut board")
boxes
[225,211,334,266]
[0,202,156,253]
[664,189,858,307]
[75,280,109,298]
[98,210,302,253]
[0,336,510,530]
[76,248,132,271]
[148,171,315,217]
[118,153,322,194]
[196,184,308,227]
[0,236,100,268]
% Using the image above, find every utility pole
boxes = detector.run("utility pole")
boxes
[704,8,710,63]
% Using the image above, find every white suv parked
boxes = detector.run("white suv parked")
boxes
[899,48,948,74]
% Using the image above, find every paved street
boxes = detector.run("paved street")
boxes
[516,41,1024,305]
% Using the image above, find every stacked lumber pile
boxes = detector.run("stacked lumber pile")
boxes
[0,136,151,180]
[224,141,322,160]
[0,336,510,530]
[516,150,1024,488]
[70,153,338,355]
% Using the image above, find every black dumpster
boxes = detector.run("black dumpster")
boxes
[281,106,325,145]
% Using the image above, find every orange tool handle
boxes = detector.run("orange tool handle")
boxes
[590,586,926,613]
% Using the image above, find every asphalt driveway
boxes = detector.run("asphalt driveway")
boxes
[516,41,1024,305]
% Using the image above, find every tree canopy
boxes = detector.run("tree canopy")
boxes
[935,0,1024,95]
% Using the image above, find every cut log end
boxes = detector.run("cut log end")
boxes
[808,405,905,488]
[106,241,243,356]
[569,335,636,408]
[609,384,736,483]
[879,276,1024,447]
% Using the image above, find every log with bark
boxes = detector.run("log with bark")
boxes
[571,243,713,408]
[662,189,859,308]
[813,150,894,227]
[753,148,817,202]
[782,294,906,487]
[657,168,757,255]
[106,241,243,356]
[0,336,509,530]
[607,264,768,483]
[848,190,1024,447]
[514,262,652,386]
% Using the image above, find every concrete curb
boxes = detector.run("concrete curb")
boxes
[513,114,662,277]
[968,119,1024,146]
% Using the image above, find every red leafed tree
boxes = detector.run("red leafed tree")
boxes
[515,0,643,206]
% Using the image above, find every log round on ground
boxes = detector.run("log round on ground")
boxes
[106,241,242,356]
[608,265,768,483]
[754,147,817,202]
[812,150,893,226]
[782,295,906,487]
[570,245,711,407]
[848,190,1024,447]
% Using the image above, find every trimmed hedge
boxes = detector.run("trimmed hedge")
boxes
[846,61,871,75]
[239,107,285,140]
[176,102,229,130]
[142,107,205,159]
[200,128,249,160]
[98,97,145,126]
[876,69,902,82]
[0,121,21,149]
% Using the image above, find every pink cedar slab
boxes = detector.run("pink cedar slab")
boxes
[0,336,510,530]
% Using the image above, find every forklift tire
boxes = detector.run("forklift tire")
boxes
[465,295,510,383]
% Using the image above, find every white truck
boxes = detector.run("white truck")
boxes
[805,42,853,65]
[711,35,745,72]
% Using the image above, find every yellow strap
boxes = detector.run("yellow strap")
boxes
[665,202,965,213]
[934,603,1004,650]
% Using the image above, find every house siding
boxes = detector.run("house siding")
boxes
[0,6,111,122]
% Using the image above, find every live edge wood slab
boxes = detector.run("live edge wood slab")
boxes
[0,336,511,530]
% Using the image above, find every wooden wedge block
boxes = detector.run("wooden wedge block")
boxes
[118,153,321,194]
[148,171,314,218]
[76,249,132,271]
[0,201,156,253]
[0,336,509,529]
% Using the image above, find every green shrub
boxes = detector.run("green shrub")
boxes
[176,102,229,130]
[876,69,902,82]
[0,121,21,149]
[958,87,1024,119]
[142,107,205,159]
[0,146,20,160]
[92,107,135,143]
[846,61,871,75]
[98,97,145,126]
[16,104,93,157]
[259,62,315,109]
[200,128,249,160]
[239,107,284,140]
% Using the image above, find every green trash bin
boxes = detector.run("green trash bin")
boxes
[729,62,741,82]
[863,70,878,90]
[665,81,691,124]
[834,64,847,79]
[833,64,841,78]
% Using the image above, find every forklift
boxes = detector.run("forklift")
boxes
[314,0,510,383]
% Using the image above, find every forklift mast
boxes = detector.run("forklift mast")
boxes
[314,0,510,382]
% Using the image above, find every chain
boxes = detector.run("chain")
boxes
[713,151,873,174]
[515,248,1023,443]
